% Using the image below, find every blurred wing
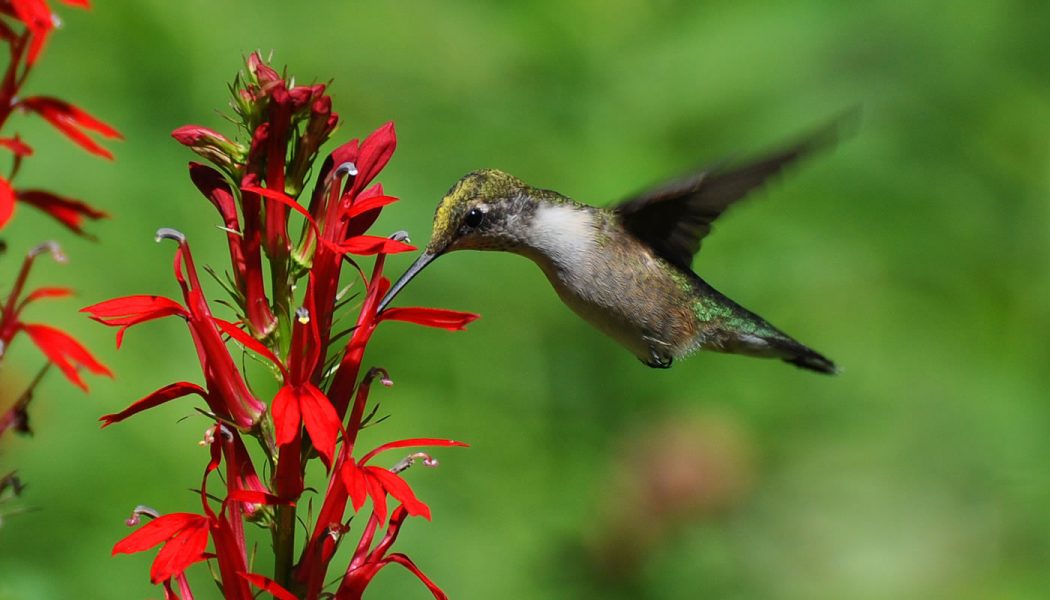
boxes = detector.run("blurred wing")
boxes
[615,112,855,271]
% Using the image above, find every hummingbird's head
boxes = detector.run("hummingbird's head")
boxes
[377,168,546,311]
[425,168,533,255]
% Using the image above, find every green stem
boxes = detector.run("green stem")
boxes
[273,503,297,592]
[270,257,292,354]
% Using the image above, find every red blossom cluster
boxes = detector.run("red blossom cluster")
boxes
[0,0,120,232]
[85,53,477,599]
[0,0,117,453]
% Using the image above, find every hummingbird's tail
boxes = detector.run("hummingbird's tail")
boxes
[719,318,838,374]
[689,277,839,374]
[713,313,835,374]
[712,325,838,374]
[771,337,838,374]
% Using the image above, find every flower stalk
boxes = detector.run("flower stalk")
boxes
[92,53,478,598]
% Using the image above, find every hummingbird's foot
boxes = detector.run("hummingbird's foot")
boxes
[642,335,674,369]
[638,355,672,367]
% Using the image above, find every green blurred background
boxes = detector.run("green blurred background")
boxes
[1,1,1048,598]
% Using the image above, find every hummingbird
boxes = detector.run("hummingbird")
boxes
[378,118,848,373]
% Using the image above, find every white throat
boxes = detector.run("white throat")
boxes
[526,204,596,270]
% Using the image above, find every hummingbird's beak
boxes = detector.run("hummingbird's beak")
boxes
[376,250,441,313]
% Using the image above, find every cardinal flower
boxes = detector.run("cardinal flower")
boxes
[82,231,265,429]
[209,286,341,466]
[113,511,211,584]
[342,439,467,525]
[99,54,476,599]
[0,242,110,390]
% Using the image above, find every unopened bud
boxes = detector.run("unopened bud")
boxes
[171,125,243,170]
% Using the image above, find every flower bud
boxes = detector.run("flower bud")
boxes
[171,125,243,171]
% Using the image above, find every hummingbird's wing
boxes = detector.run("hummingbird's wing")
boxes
[614,114,853,271]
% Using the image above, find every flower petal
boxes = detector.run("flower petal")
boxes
[10,0,53,64]
[20,96,122,138]
[339,235,415,256]
[380,307,480,331]
[242,184,321,238]
[188,163,240,232]
[0,137,32,156]
[81,294,186,320]
[271,386,301,447]
[17,189,108,236]
[81,294,187,347]
[361,438,469,466]
[365,471,389,525]
[239,572,298,600]
[22,286,74,304]
[383,553,449,600]
[298,385,340,466]
[212,317,285,375]
[113,513,204,555]
[343,184,388,238]
[100,382,207,427]
[21,323,112,390]
[149,517,210,583]
[344,194,397,221]
[0,176,14,229]
[226,490,292,507]
[342,462,368,513]
[352,122,396,194]
[368,467,431,520]
[20,97,121,159]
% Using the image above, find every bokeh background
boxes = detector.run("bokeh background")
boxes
[1,1,1048,598]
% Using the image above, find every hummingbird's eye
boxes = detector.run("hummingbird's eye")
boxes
[464,207,484,228]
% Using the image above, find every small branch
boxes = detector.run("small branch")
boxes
[0,363,51,438]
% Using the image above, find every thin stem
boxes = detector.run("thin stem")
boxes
[0,363,51,437]
[0,32,29,129]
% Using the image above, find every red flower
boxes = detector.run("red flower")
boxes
[8,0,92,64]
[337,507,449,600]
[381,307,479,331]
[19,323,111,390]
[113,427,287,597]
[0,1,119,234]
[211,295,341,466]
[15,189,108,237]
[98,381,206,428]
[19,96,122,159]
[1,243,110,390]
[9,0,54,65]
[342,438,467,525]
[81,294,188,348]
[101,54,478,599]
[0,177,15,229]
[85,232,265,429]
[0,136,32,156]
[113,512,211,584]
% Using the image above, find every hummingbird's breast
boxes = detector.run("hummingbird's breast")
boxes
[521,203,700,361]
